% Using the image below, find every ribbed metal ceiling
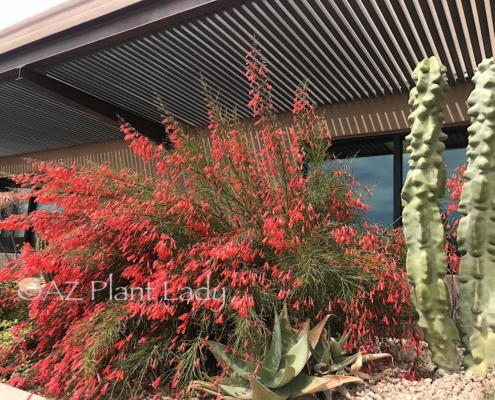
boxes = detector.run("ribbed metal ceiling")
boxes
[0,82,121,157]
[40,0,494,127]
[0,0,491,158]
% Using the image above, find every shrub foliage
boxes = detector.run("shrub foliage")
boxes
[0,46,415,399]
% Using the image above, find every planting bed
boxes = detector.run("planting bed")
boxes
[136,343,495,400]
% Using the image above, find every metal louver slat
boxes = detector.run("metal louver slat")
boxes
[0,82,121,156]
[0,0,487,159]
[40,0,493,128]
[298,1,372,97]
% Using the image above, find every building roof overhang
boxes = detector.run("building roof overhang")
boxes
[0,0,492,158]
[0,0,142,58]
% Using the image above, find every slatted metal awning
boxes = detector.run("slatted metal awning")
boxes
[0,0,493,157]
[39,0,494,128]
[0,81,121,157]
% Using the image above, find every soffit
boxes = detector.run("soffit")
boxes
[39,0,493,127]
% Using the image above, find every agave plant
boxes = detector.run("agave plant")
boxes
[309,315,392,381]
[191,305,391,399]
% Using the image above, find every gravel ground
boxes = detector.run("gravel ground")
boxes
[336,341,495,400]
[341,368,495,400]
[143,370,495,400]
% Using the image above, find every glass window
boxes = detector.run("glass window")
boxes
[0,190,30,253]
[325,139,395,227]
[36,202,57,212]
[341,154,394,227]
[402,141,467,226]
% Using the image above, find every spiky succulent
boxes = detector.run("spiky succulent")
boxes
[309,315,392,380]
[191,306,391,400]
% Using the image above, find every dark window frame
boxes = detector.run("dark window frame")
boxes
[328,125,469,228]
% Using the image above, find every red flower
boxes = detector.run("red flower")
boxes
[151,376,161,389]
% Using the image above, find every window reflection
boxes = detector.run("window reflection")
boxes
[402,147,466,188]
[327,138,395,227]
[402,140,467,226]
[0,189,29,252]
[36,202,57,212]
[341,154,394,227]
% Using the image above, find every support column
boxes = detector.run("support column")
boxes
[24,197,37,247]
[393,134,404,228]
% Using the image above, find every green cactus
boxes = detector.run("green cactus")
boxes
[457,57,495,377]
[401,56,461,375]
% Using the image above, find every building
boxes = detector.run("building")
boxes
[0,0,491,262]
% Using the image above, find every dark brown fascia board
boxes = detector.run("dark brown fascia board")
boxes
[16,68,168,144]
[0,0,243,80]
[0,1,143,55]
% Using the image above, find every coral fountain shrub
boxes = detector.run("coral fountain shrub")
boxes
[0,47,416,399]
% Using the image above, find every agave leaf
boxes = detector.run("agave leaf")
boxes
[338,331,352,349]
[283,374,363,397]
[314,363,330,375]
[219,384,253,399]
[279,302,290,322]
[264,358,296,389]
[312,338,330,365]
[330,338,342,360]
[349,354,363,375]
[309,315,331,350]
[310,341,324,363]
[279,303,296,360]
[264,309,283,372]
[264,323,310,388]
[206,341,250,377]
[362,353,393,364]
[249,375,288,400]
[296,321,311,342]
[244,361,276,382]
[329,353,361,373]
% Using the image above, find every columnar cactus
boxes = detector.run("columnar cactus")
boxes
[401,57,461,375]
[457,58,495,376]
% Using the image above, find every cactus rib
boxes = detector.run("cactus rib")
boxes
[401,56,461,375]
[457,57,495,376]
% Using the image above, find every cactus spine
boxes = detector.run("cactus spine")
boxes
[457,58,495,376]
[401,57,460,375]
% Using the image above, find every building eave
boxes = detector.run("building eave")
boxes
[0,0,143,57]
[0,0,242,80]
